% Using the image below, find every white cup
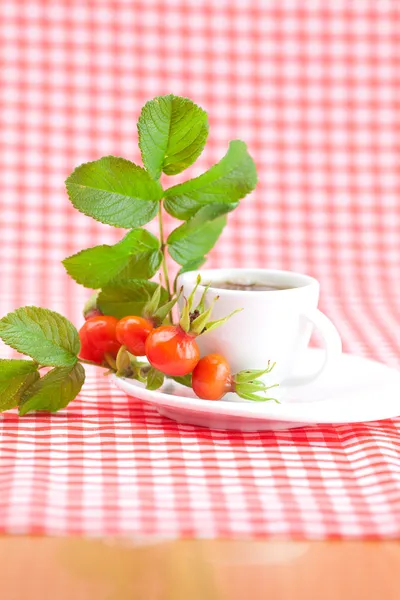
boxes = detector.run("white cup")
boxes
[177,268,342,399]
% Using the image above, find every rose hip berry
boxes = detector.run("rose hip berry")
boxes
[116,316,154,356]
[192,355,279,402]
[192,354,232,400]
[79,315,120,364]
[144,277,242,377]
[145,325,200,376]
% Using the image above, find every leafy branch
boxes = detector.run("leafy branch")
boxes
[0,94,259,415]
[0,308,85,415]
[63,94,257,318]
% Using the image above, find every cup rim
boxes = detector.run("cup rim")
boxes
[177,268,319,295]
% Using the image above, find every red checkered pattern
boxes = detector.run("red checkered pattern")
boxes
[0,0,399,538]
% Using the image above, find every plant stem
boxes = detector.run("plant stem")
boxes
[158,201,172,301]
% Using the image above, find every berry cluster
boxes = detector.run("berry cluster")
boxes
[79,278,278,402]
[0,95,277,416]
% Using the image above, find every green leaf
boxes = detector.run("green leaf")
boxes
[146,367,164,391]
[98,280,169,319]
[168,204,230,247]
[167,205,227,266]
[15,371,41,403]
[19,363,85,416]
[65,156,162,228]
[164,140,257,219]
[177,257,207,277]
[63,229,162,289]
[0,307,80,367]
[138,95,209,180]
[0,359,39,411]
[170,373,192,388]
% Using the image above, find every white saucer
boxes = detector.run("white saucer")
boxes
[112,349,400,431]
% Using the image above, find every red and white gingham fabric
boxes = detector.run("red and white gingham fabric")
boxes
[0,0,399,539]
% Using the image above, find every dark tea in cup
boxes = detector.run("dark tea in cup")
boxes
[206,281,292,292]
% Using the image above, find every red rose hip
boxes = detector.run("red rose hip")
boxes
[116,315,154,356]
[192,354,232,400]
[145,325,200,376]
[79,315,120,364]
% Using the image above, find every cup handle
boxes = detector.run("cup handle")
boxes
[283,309,342,387]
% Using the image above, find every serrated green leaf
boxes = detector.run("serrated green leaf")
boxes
[65,156,162,228]
[19,362,85,416]
[15,371,41,403]
[167,205,227,266]
[0,359,39,411]
[146,367,164,391]
[138,95,209,180]
[167,204,230,245]
[0,307,80,367]
[164,140,257,219]
[63,229,162,289]
[177,257,207,277]
[98,280,169,319]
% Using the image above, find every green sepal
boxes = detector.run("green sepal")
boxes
[153,287,183,324]
[190,295,219,335]
[143,284,163,318]
[203,308,243,333]
[196,282,211,314]
[116,346,131,376]
[187,274,202,312]
[179,275,202,332]
[104,353,117,371]
[232,361,279,402]
[83,291,101,319]
[236,390,280,403]
[179,299,191,333]
[234,362,277,384]
[235,382,279,395]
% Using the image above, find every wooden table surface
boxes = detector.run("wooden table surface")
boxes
[0,538,398,599]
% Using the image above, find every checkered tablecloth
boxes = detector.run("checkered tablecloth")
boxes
[0,0,399,539]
